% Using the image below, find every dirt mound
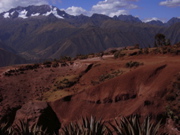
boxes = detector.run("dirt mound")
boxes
[50,60,179,124]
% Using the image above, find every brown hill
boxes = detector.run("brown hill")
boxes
[0,48,27,67]
[0,45,180,134]
[0,15,180,62]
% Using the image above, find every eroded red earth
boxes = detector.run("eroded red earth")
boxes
[0,53,180,134]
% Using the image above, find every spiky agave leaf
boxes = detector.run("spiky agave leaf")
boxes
[81,116,108,135]
[13,120,48,135]
[119,117,135,135]
[141,117,162,135]
[109,115,163,135]
[0,122,13,135]
[61,122,82,135]
[61,116,110,135]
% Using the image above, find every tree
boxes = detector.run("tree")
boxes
[154,33,166,47]
[165,39,171,46]
[134,44,140,49]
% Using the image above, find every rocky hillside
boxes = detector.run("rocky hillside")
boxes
[0,41,27,67]
[0,44,180,134]
[0,5,180,67]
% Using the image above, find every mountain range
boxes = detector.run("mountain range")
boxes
[0,5,180,67]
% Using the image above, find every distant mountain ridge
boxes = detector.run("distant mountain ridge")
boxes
[0,5,180,67]
[113,15,142,23]
[1,5,180,25]
[1,5,69,19]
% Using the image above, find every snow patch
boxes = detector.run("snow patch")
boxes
[10,11,15,15]
[18,10,28,19]
[3,12,10,18]
[53,7,57,10]
[43,11,52,16]
[52,8,64,19]
[31,13,40,17]
[143,17,160,23]
[43,8,64,19]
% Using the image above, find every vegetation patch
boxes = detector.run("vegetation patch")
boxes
[164,73,180,128]
[99,70,124,82]
[125,61,143,68]
[4,64,40,76]
[54,75,79,90]
[42,75,80,101]
[43,89,73,101]
[76,54,89,60]
[59,56,72,62]
[114,50,126,58]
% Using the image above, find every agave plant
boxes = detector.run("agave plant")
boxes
[61,116,110,135]
[0,122,13,135]
[81,116,109,135]
[142,117,162,135]
[61,122,82,135]
[13,120,48,135]
[109,115,162,135]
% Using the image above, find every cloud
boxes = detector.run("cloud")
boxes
[91,0,138,17]
[0,0,61,13]
[109,10,128,17]
[63,6,88,16]
[159,0,180,7]
[62,0,138,17]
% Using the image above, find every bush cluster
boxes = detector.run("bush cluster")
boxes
[125,61,143,68]
[4,64,40,76]
[114,50,126,58]
[75,54,89,60]
[99,70,123,82]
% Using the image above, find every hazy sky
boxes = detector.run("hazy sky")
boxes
[0,0,180,22]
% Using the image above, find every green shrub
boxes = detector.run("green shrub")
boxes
[114,51,126,58]
[55,76,79,90]
[76,54,88,60]
[59,56,72,62]
[110,49,118,54]
[125,61,143,68]
[138,48,143,54]
[99,74,113,82]
[99,70,123,82]
[143,48,149,54]
[43,61,52,68]
[129,51,138,56]
[52,62,59,68]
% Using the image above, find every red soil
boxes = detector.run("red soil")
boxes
[0,54,180,134]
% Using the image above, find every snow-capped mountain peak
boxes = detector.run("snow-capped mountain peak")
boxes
[2,5,66,19]
[18,9,28,19]
[143,17,161,23]
[42,7,64,19]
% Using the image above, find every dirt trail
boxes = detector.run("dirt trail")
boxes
[79,55,114,62]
